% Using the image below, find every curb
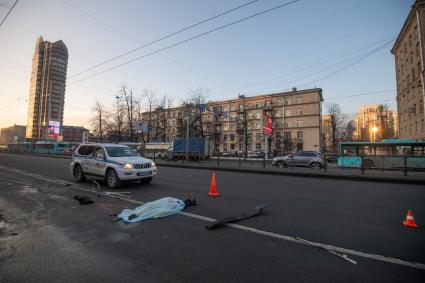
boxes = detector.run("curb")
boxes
[157,163,425,185]
[4,153,72,159]
[2,153,424,185]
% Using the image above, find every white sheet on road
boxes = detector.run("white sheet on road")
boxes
[118,197,185,223]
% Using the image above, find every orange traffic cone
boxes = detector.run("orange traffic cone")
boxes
[208,172,219,197]
[403,210,419,228]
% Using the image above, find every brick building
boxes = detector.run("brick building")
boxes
[0,125,26,146]
[61,125,89,143]
[142,88,323,154]
[353,105,397,142]
[391,0,425,140]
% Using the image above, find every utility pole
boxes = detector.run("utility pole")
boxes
[130,90,133,142]
[243,97,248,159]
[99,108,102,142]
[186,105,190,162]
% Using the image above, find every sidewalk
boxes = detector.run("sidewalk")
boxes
[155,159,425,185]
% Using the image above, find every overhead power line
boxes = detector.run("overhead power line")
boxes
[68,0,260,78]
[243,38,394,98]
[228,36,395,95]
[0,0,19,27]
[68,0,300,85]
[297,39,394,89]
[325,89,396,101]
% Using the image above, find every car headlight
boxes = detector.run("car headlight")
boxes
[151,162,156,167]
[123,163,133,169]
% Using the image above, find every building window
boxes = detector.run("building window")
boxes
[256,103,261,109]
[284,132,291,139]
[285,99,291,105]
[256,143,261,150]
[230,134,235,141]
[296,97,302,104]
[296,108,303,116]
[223,134,227,141]
[256,112,261,119]
[296,120,303,127]
[256,133,261,140]
[223,144,228,151]
[230,143,235,150]
[297,131,303,140]
[285,110,291,116]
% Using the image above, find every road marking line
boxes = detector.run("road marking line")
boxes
[1,165,425,270]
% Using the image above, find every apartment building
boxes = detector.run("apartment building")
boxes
[391,0,425,140]
[0,125,26,146]
[26,36,68,140]
[61,125,89,143]
[142,88,323,154]
[353,104,397,142]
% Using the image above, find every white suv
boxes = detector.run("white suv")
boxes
[70,143,157,188]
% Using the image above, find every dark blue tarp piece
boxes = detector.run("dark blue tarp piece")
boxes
[173,138,205,153]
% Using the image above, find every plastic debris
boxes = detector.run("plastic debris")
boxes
[91,180,101,197]
[118,197,185,223]
[206,204,267,229]
[295,237,357,265]
[104,191,132,198]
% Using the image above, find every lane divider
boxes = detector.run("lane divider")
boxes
[0,164,424,270]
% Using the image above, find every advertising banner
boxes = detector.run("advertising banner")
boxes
[262,112,272,136]
[47,120,60,137]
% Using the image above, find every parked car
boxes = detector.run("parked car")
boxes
[272,151,327,169]
[70,143,157,188]
[249,150,265,158]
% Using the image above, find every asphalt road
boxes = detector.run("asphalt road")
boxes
[0,153,424,282]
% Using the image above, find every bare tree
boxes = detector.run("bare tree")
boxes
[106,97,126,142]
[117,85,137,142]
[343,120,355,141]
[325,102,346,150]
[141,90,156,142]
[90,101,107,142]
[178,88,209,138]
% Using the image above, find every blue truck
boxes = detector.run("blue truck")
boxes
[164,138,212,160]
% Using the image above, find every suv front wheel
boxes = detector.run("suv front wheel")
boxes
[73,165,86,182]
[106,169,121,188]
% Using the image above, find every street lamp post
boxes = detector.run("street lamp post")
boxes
[372,126,378,142]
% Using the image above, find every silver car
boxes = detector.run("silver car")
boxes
[272,151,327,169]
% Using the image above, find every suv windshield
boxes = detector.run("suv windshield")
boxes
[105,146,138,157]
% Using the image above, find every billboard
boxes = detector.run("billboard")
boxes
[262,112,272,136]
[47,120,60,137]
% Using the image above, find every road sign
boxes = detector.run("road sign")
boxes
[137,122,148,132]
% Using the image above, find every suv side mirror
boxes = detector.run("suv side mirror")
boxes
[96,153,105,159]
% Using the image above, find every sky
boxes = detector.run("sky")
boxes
[0,0,413,128]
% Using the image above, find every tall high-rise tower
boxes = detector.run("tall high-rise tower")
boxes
[26,36,68,140]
